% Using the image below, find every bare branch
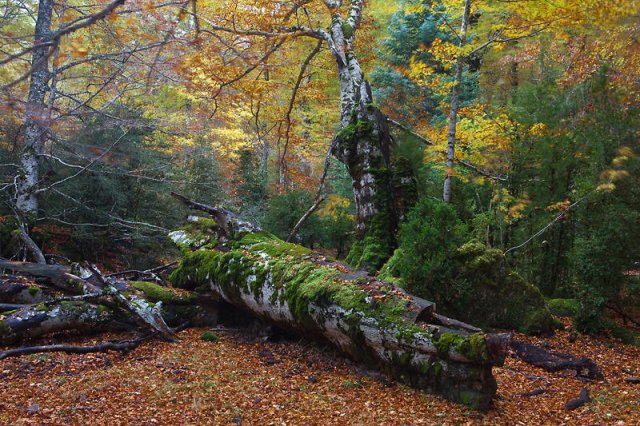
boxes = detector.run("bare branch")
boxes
[279,39,323,185]
[286,137,337,242]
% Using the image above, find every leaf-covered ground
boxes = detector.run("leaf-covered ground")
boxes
[1,319,639,425]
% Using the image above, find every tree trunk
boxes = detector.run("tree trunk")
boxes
[169,199,509,410]
[443,0,471,203]
[15,0,54,216]
[324,3,413,271]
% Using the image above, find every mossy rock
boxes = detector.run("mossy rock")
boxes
[547,298,580,317]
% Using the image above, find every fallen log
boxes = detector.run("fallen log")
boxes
[0,259,100,294]
[0,275,53,304]
[169,197,510,410]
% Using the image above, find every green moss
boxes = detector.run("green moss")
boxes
[130,281,194,304]
[463,333,490,363]
[547,298,580,317]
[459,390,483,410]
[346,211,394,272]
[96,304,110,315]
[519,307,557,335]
[237,231,279,245]
[434,332,464,357]
[341,23,353,38]
[434,332,489,363]
[201,331,219,342]
[172,217,220,253]
[28,287,40,296]
[247,241,311,257]
[336,120,374,144]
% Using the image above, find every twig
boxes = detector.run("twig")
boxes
[286,137,336,242]
[504,195,589,255]
[279,39,323,185]
[105,262,178,279]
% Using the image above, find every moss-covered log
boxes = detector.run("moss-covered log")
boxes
[0,277,213,345]
[169,212,508,410]
[0,301,116,345]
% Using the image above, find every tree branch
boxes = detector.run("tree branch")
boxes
[0,336,151,361]
[286,137,337,242]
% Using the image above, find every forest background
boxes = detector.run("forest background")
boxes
[1,0,639,339]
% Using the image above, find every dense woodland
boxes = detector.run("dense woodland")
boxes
[0,0,639,423]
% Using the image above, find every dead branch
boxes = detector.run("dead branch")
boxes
[286,137,337,242]
[0,259,100,294]
[105,261,177,281]
[87,264,177,342]
[0,336,151,361]
[18,225,46,265]
[0,303,30,312]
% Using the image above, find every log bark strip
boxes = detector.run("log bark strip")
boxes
[170,198,508,410]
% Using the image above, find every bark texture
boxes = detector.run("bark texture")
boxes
[169,207,508,410]
[321,2,415,271]
[16,0,54,215]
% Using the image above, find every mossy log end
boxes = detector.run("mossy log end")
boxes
[169,214,508,410]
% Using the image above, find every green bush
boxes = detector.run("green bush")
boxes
[382,197,555,334]
[569,201,640,334]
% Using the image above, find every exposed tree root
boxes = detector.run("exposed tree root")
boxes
[510,340,602,379]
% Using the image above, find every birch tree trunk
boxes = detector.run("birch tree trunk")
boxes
[443,0,471,203]
[15,0,54,216]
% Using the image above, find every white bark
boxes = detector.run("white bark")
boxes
[15,0,54,215]
[443,0,472,204]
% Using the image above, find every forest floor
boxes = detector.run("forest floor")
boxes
[1,318,639,425]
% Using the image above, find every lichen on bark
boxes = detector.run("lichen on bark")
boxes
[169,220,505,409]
